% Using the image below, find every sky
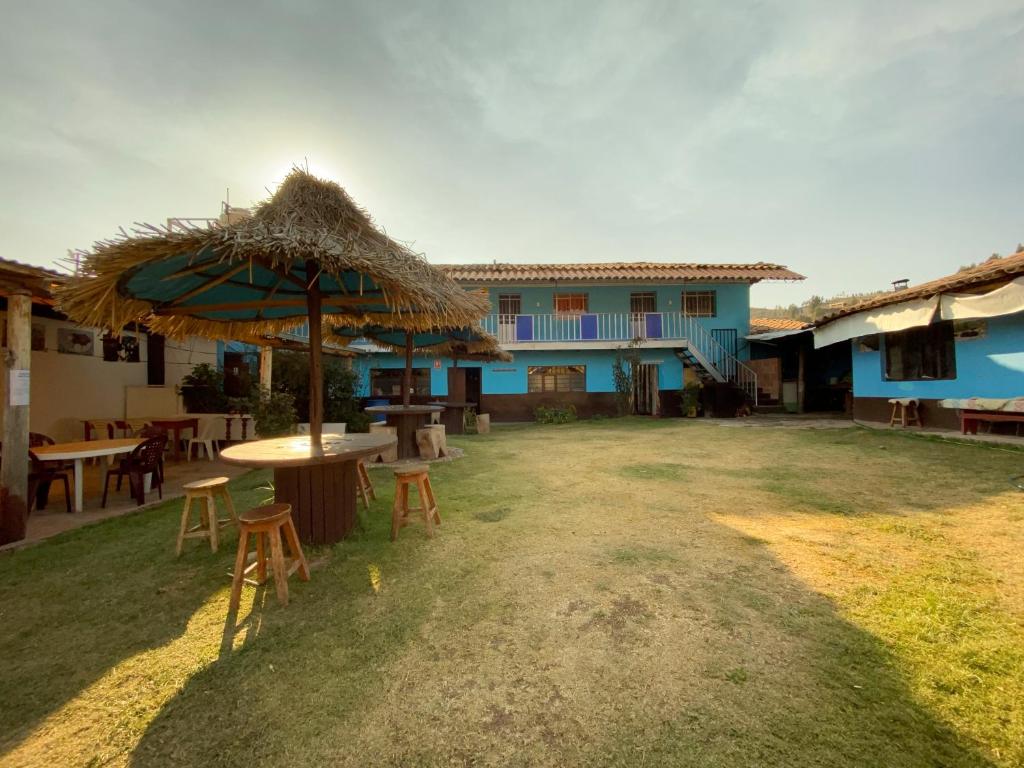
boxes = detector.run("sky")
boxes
[1,0,1022,307]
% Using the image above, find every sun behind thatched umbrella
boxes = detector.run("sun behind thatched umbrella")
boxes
[57,169,489,446]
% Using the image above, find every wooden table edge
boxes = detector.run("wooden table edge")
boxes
[219,437,397,469]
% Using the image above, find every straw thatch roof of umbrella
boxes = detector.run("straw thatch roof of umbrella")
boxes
[425,341,513,363]
[326,323,504,357]
[56,168,489,339]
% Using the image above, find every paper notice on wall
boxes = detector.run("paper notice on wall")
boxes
[9,369,29,406]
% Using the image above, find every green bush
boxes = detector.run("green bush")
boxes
[534,404,578,424]
[250,389,297,437]
[180,363,229,413]
[272,350,370,432]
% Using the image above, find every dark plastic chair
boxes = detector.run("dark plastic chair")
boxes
[102,436,166,507]
[28,450,72,515]
[136,425,169,483]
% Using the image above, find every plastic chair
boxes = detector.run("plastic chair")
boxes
[28,450,72,515]
[102,436,166,507]
[187,417,223,462]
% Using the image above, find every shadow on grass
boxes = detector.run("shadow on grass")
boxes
[597,536,1000,767]
[123,452,1005,767]
[128,473,450,766]
[0,470,272,757]
[2,422,1016,765]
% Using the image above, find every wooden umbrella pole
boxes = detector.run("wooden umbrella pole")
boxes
[403,331,414,407]
[306,260,324,450]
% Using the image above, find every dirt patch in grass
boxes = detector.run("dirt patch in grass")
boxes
[473,506,511,523]
[619,462,690,481]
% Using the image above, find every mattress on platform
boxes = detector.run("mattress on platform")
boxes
[939,397,1024,412]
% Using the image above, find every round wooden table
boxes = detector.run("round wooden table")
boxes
[428,401,475,435]
[219,433,397,545]
[364,405,444,459]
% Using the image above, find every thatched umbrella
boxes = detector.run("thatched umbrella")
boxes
[57,169,489,447]
[329,324,506,404]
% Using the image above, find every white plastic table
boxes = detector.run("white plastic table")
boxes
[33,439,142,512]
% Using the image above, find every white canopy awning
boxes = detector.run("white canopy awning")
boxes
[940,276,1024,320]
[813,296,939,349]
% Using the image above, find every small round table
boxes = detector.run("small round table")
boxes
[219,433,397,545]
[428,401,475,435]
[364,405,444,460]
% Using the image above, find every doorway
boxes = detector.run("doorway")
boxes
[223,352,253,397]
[465,367,482,407]
[498,294,521,343]
[630,292,656,338]
[632,363,659,415]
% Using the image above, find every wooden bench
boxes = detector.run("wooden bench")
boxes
[960,410,1024,436]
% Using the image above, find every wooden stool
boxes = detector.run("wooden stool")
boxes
[416,426,447,460]
[357,459,376,511]
[176,476,238,555]
[888,398,921,427]
[368,423,399,463]
[391,465,441,541]
[229,503,310,609]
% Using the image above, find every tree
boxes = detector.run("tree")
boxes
[805,295,825,320]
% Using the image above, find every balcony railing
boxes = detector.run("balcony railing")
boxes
[480,312,758,403]
[482,312,716,344]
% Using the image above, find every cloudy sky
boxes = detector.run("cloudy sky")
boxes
[2,0,1022,306]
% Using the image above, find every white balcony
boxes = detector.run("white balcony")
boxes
[481,312,703,347]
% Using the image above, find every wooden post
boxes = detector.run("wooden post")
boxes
[259,346,273,392]
[402,331,413,407]
[305,261,323,450]
[1,292,32,544]
[797,343,806,414]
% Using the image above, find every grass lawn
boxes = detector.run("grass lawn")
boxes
[1,419,1023,767]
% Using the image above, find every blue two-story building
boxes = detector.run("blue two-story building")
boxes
[352,262,804,420]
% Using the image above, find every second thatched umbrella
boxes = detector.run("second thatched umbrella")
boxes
[329,324,506,405]
[57,169,489,448]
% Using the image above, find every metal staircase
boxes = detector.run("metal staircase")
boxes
[673,317,758,405]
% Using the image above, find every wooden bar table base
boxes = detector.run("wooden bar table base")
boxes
[428,401,474,436]
[364,405,444,460]
[219,434,397,546]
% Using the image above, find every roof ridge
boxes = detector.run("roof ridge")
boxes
[817,250,1024,325]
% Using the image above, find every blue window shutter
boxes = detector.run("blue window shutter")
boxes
[645,313,662,339]
[580,314,598,340]
[515,315,533,341]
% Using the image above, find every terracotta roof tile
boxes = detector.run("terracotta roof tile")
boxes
[437,261,804,284]
[818,251,1024,324]
[749,317,811,334]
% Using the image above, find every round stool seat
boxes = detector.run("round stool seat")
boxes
[239,503,292,526]
[394,464,429,476]
[183,476,230,491]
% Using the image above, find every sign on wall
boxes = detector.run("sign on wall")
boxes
[9,369,29,406]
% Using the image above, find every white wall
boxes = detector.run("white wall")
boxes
[164,336,219,391]
[0,312,220,442]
